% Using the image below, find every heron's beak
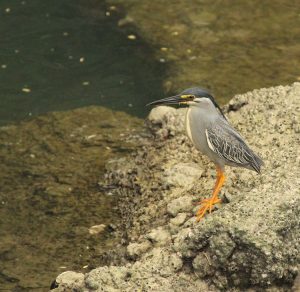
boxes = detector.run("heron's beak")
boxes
[147,94,193,106]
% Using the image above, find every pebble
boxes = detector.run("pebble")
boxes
[22,88,31,93]
[127,34,137,40]
[88,224,106,235]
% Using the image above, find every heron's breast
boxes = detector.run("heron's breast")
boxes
[185,107,212,153]
[185,108,194,144]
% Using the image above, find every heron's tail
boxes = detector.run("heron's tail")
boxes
[250,153,264,174]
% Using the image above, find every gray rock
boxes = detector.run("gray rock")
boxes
[170,213,187,226]
[173,228,197,258]
[167,195,194,217]
[174,83,300,288]
[208,232,236,265]
[193,252,215,278]
[148,105,177,125]
[163,162,203,188]
[54,83,300,291]
[82,248,212,291]
[127,241,152,258]
[146,227,171,246]
[147,106,186,137]
[52,271,84,291]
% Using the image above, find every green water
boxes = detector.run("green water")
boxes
[0,0,164,125]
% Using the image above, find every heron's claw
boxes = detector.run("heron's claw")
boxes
[196,196,221,221]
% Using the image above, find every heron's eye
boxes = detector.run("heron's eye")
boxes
[181,94,195,100]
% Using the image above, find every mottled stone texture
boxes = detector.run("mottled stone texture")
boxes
[53,83,300,292]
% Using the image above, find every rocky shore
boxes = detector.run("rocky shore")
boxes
[53,83,300,291]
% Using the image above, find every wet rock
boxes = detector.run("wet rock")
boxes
[167,195,194,217]
[118,15,134,27]
[44,184,72,197]
[0,105,143,290]
[88,224,106,235]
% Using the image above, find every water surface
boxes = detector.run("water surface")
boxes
[0,0,165,125]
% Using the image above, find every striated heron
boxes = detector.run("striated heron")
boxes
[148,87,263,221]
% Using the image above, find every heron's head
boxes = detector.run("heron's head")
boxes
[147,87,226,119]
[147,87,216,106]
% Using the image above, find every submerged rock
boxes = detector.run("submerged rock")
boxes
[89,224,107,235]
[54,83,300,291]
[108,0,300,102]
[0,105,142,289]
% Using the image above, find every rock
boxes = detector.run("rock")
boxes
[147,105,186,137]
[148,105,177,125]
[85,266,129,291]
[146,227,171,246]
[167,195,194,217]
[174,83,300,288]
[163,162,203,188]
[52,271,84,291]
[118,15,134,27]
[193,253,215,278]
[292,273,300,292]
[173,227,197,258]
[88,224,106,235]
[170,213,187,226]
[82,248,211,291]
[208,232,236,265]
[54,83,300,291]
[127,241,152,258]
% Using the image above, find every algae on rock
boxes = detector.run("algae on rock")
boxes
[0,106,143,289]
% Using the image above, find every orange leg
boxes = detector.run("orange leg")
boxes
[196,166,226,221]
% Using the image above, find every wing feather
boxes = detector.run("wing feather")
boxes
[205,120,263,173]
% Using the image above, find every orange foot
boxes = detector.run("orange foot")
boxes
[196,196,221,221]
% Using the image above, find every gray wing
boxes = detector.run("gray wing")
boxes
[205,120,263,173]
